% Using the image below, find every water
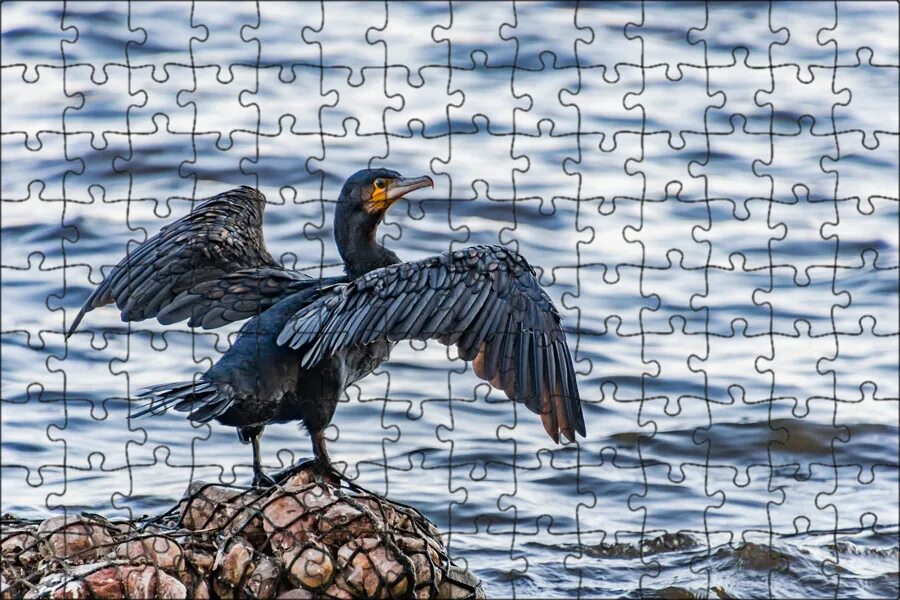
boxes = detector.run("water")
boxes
[2,1,898,597]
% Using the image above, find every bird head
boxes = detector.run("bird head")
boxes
[339,168,434,217]
[334,168,434,276]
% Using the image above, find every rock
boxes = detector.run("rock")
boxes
[180,482,263,536]
[1,531,41,566]
[114,535,185,571]
[26,563,187,600]
[436,564,486,599]
[1,574,11,600]
[263,484,336,552]
[186,547,216,573]
[281,541,334,590]
[246,554,280,599]
[215,536,256,587]
[318,500,384,548]
[191,578,211,599]
[320,572,356,600]
[280,470,317,492]
[397,536,443,597]
[6,468,481,600]
[36,516,115,563]
[356,499,413,532]
[276,588,316,599]
[337,537,410,599]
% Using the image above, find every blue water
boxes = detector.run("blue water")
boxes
[2,2,898,597]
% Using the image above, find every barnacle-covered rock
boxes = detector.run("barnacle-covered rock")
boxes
[25,562,187,599]
[36,516,115,563]
[337,536,411,599]
[2,530,41,567]
[281,540,334,590]
[318,499,385,548]
[114,535,185,571]
[263,482,337,552]
[436,564,487,600]
[180,482,264,540]
[5,468,484,600]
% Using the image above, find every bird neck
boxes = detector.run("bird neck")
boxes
[335,218,401,279]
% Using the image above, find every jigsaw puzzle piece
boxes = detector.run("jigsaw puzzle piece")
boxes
[124,65,197,136]
[432,1,516,69]
[320,67,402,136]
[439,123,526,201]
[630,1,707,81]
[1,65,73,150]
[510,61,579,137]
[254,2,324,80]
[254,64,337,137]
[831,251,898,336]
[109,122,198,201]
[703,49,776,131]
[826,317,899,402]
[177,65,260,145]
[628,66,726,149]
[688,3,786,68]
[303,0,386,87]
[60,1,142,79]
[831,131,899,244]
[756,319,838,411]
[560,64,643,138]
[511,122,580,218]
[831,49,899,148]
[755,117,838,216]
[764,1,838,83]
[757,68,850,136]
[383,66,462,137]
[126,2,197,76]
[639,252,709,333]
[188,1,260,79]
[369,1,450,87]
[572,2,642,83]
[696,198,782,273]
[1,2,72,77]
[447,56,527,134]
[825,1,899,66]
[640,320,710,423]
[753,264,850,337]
[691,253,773,335]
[688,318,774,407]
[63,65,142,150]
[498,2,580,69]
[689,115,773,214]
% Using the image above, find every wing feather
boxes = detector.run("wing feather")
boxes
[279,245,586,443]
[67,187,310,336]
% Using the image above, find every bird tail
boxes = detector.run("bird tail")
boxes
[132,380,236,423]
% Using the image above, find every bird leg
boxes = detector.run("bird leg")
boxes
[249,429,276,488]
[311,430,331,469]
[266,430,342,487]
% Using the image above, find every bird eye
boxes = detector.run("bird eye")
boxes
[374,178,385,190]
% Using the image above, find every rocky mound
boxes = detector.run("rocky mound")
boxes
[1,470,483,599]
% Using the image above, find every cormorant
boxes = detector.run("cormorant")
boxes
[67,169,586,485]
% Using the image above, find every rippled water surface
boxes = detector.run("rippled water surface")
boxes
[2,2,898,597]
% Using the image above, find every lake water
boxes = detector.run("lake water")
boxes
[2,1,898,597]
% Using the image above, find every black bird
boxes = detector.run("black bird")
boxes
[67,169,586,485]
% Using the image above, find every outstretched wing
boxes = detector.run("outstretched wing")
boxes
[277,245,585,443]
[67,186,309,336]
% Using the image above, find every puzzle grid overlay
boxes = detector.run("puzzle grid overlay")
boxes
[1,1,899,596]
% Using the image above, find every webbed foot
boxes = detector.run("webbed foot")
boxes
[268,457,342,488]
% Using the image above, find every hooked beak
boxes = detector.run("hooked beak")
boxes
[386,175,434,202]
